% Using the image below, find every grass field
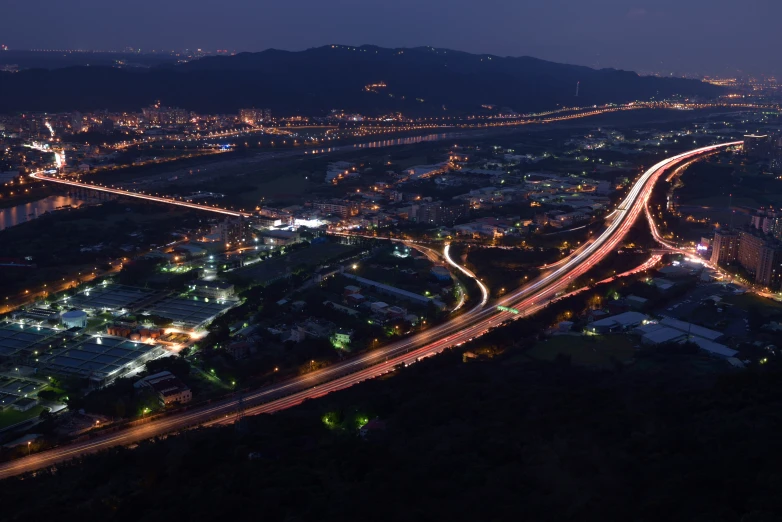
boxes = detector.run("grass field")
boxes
[0,405,46,430]
[725,293,782,317]
[526,334,638,368]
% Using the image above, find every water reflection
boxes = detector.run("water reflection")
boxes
[0,195,85,231]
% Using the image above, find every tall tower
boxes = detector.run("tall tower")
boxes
[575,81,580,97]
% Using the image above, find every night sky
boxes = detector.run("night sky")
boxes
[1,0,779,75]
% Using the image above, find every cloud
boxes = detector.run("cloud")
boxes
[626,8,648,19]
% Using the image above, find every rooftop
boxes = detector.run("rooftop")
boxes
[659,317,723,341]
[0,321,63,358]
[143,295,237,329]
[39,334,164,384]
[591,311,648,328]
[194,280,234,290]
[62,283,158,312]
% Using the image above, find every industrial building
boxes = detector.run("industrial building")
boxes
[37,333,165,388]
[62,283,159,313]
[0,321,64,359]
[192,280,235,300]
[143,295,237,330]
[61,310,88,329]
[586,311,648,334]
[0,375,48,411]
[634,318,736,359]
[135,370,192,406]
[262,229,301,246]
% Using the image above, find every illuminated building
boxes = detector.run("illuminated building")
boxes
[410,201,469,226]
[736,229,782,290]
[239,108,269,126]
[743,134,772,158]
[751,209,782,240]
[314,201,359,219]
[710,229,740,265]
[218,216,251,246]
[143,104,190,125]
[738,231,766,273]
[757,244,782,290]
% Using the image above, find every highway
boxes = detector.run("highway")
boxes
[0,141,740,480]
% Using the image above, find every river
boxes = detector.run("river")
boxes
[0,195,85,231]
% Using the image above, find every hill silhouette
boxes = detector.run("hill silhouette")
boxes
[0,45,721,115]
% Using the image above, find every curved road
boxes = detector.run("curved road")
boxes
[0,141,740,479]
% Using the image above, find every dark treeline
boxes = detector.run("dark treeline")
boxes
[3,339,781,522]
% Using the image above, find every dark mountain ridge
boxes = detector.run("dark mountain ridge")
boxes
[0,45,722,115]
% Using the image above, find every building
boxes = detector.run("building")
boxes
[634,320,735,358]
[11,397,38,412]
[736,229,782,290]
[239,108,268,126]
[744,134,772,159]
[405,163,448,179]
[410,201,469,226]
[626,295,648,311]
[430,266,452,282]
[737,231,765,273]
[61,310,88,329]
[635,323,687,345]
[71,111,84,133]
[757,243,782,290]
[344,285,361,296]
[219,217,252,247]
[710,229,740,265]
[192,280,235,300]
[331,328,353,350]
[262,229,301,246]
[659,317,724,341]
[314,201,359,219]
[142,104,189,125]
[586,311,648,334]
[687,337,738,359]
[751,209,782,239]
[226,341,253,360]
[255,217,283,228]
[39,333,165,388]
[135,371,192,406]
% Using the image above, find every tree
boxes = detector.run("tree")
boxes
[145,356,191,379]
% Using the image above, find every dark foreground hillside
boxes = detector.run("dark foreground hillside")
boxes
[3,346,782,522]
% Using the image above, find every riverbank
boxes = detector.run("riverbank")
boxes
[0,195,86,231]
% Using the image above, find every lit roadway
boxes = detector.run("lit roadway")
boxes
[0,142,740,480]
[27,171,252,218]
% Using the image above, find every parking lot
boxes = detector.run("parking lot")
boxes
[659,283,749,338]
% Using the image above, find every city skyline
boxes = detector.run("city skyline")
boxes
[1,0,780,76]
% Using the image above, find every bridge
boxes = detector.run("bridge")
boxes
[29,171,251,218]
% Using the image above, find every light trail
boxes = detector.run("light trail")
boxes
[0,142,741,480]
[28,171,251,217]
[444,243,489,307]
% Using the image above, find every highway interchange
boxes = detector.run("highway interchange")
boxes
[0,140,741,480]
